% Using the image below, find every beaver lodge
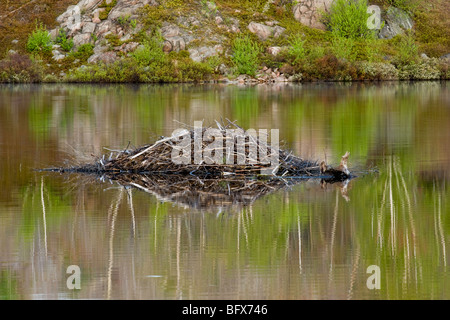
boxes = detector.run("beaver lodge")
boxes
[45,120,353,209]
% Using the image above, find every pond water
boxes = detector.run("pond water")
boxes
[0,82,449,300]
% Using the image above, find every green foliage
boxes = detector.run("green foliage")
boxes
[26,23,52,53]
[414,4,450,58]
[68,44,213,83]
[69,43,94,61]
[287,35,307,65]
[174,56,213,81]
[231,35,262,76]
[132,36,166,66]
[200,0,218,17]
[325,0,374,39]
[0,270,19,300]
[164,0,186,8]
[117,15,137,29]
[140,3,173,29]
[204,55,222,73]
[364,38,384,62]
[68,59,142,83]
[105,34,122,47]
[99,0,117,20]
[55,29,74,52]
[331,36,356,61]
[307,46,326,60]
[394,32,418,65]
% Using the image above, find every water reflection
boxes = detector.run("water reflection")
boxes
[0,82,449,299]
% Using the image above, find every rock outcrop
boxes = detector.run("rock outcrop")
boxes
[53,0,158,61]
[247,21,286,41]
[378,7,414,39]
[292,0,333,31]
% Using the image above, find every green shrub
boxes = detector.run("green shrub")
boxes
[56,29,74,52]
[69,44,94,61]
[331,36,356,61]
[26,23,53,53]
[287,35,307,65]
[364,38,383,62]
[324,0,374,39]
[308,46,326,60]
[67,59,142,83]
[99,0,117,20]
[204,55,222,73]
[132,36,166,66]
[394,32,418,65]
[117,15,137,29]
[231,35,262,76]
[175,57,212,81]
[105,34,122,47]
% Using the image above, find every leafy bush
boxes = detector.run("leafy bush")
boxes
[394,32,418,65]
[56,29,74,52]
[67,59,142,83]
[117,15,137,29]
[174,57,212,81]
[308,46,326,60]
[231,35,262,76]
[364,38,383,62]
[204,55,223,74]
[26,23,53,53]
[287,35,307,65]
[0,53,43,83]
[69,44,94,61]
[132,36,166,66]
[324,0,374,39]
[331,36,355,61]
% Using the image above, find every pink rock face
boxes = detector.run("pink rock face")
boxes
[292,0,333,30]
[248,22,285,41]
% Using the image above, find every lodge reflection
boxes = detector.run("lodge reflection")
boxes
[64,172,354,210]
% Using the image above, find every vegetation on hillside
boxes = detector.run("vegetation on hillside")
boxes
[0,0,448,83]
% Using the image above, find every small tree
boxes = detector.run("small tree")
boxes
[231,35,261,76]
[26,23,53,53]
[287,35,307,65]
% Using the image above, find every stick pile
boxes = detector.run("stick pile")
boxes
[53,120,350,182]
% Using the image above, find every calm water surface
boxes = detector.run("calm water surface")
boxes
[0,82,449,299]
